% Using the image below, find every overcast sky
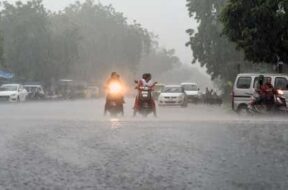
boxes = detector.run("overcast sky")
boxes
[8,0,198,65]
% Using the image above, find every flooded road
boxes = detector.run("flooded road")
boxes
[0,99,287,189]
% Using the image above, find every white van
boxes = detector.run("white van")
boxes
[181,82,200,103]
[232,73,288,113]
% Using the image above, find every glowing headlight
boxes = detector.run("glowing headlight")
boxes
[278,90,284,95]
[109,82,122,94]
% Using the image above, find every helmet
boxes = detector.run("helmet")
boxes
[111,72,118,78]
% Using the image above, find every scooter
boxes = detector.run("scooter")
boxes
[248,89,288,114]
[105,82,124,117]
[134,81,157,117]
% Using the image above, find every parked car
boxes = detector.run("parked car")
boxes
[158,85,188,107]
[181,82,200,103]
[24,84,45,100]
[152,84,165,100]
[0,84,28,102]
[232,73,288,113]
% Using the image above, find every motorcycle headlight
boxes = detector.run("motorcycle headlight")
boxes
[109,83,122,94]
[277,90,284,95]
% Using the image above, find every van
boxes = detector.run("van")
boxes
[181,82,200,103]
[232,73,288,113]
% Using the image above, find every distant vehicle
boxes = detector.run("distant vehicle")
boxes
[0,84,28,102]
[56,79,87,99]
[181,82,200,103]
[24,84,45,100]
[158,85,187,107]
[85,86,100,98]
[232,73,288,114]
[152,84,165,100]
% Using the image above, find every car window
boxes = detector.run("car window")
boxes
[0,86,18,91]
[155,85,165,91]
[236,77,251,89]
[182,85,198,91]
[275,77,288,90]
[163,87,183,93]
[253,77,272,88]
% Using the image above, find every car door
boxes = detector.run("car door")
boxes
[234,76,253,105]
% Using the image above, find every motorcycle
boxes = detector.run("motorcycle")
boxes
[134,81,157,117]
[105,82,124,116]
[248,89,288,114]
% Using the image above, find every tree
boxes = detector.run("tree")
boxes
[186,0,246,83]
[0,0,52,82]
[186,0,275,93]
[60,0,152,81]
[221,0,288,64]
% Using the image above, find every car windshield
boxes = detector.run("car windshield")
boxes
[155,85,165,91]
[0,86,18,91]
[163,87,182,93]
[25,87,39,93]
[182,85,198,91]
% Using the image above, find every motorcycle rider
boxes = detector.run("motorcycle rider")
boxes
[252,75,265,106]
[251,75,276,110]
[134,73,157,116]
[262,78,275,110]
[104,72,124,115]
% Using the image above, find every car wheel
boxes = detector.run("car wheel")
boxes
[237,105,249,115]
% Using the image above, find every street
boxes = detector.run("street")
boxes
[0,99,288,190]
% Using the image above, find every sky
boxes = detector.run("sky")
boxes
[8,0,198,65]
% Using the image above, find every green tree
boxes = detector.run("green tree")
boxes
[60,0,151,81]
[186,0,245,82]
[221,0,288,64]
[186,0,275,93]
[0,0,52,82]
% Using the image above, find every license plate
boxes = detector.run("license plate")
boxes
[166,101,176,104]
[141,92,149,98]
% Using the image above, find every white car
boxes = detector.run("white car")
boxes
[158,85,187,107]
[181,82,200,103]
[0,84,28,102]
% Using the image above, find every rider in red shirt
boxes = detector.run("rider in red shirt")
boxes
[134,73,157,115]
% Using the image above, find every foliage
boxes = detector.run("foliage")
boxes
[221,0,288,64]
[186,0,247,82]
[0,0,180,84]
